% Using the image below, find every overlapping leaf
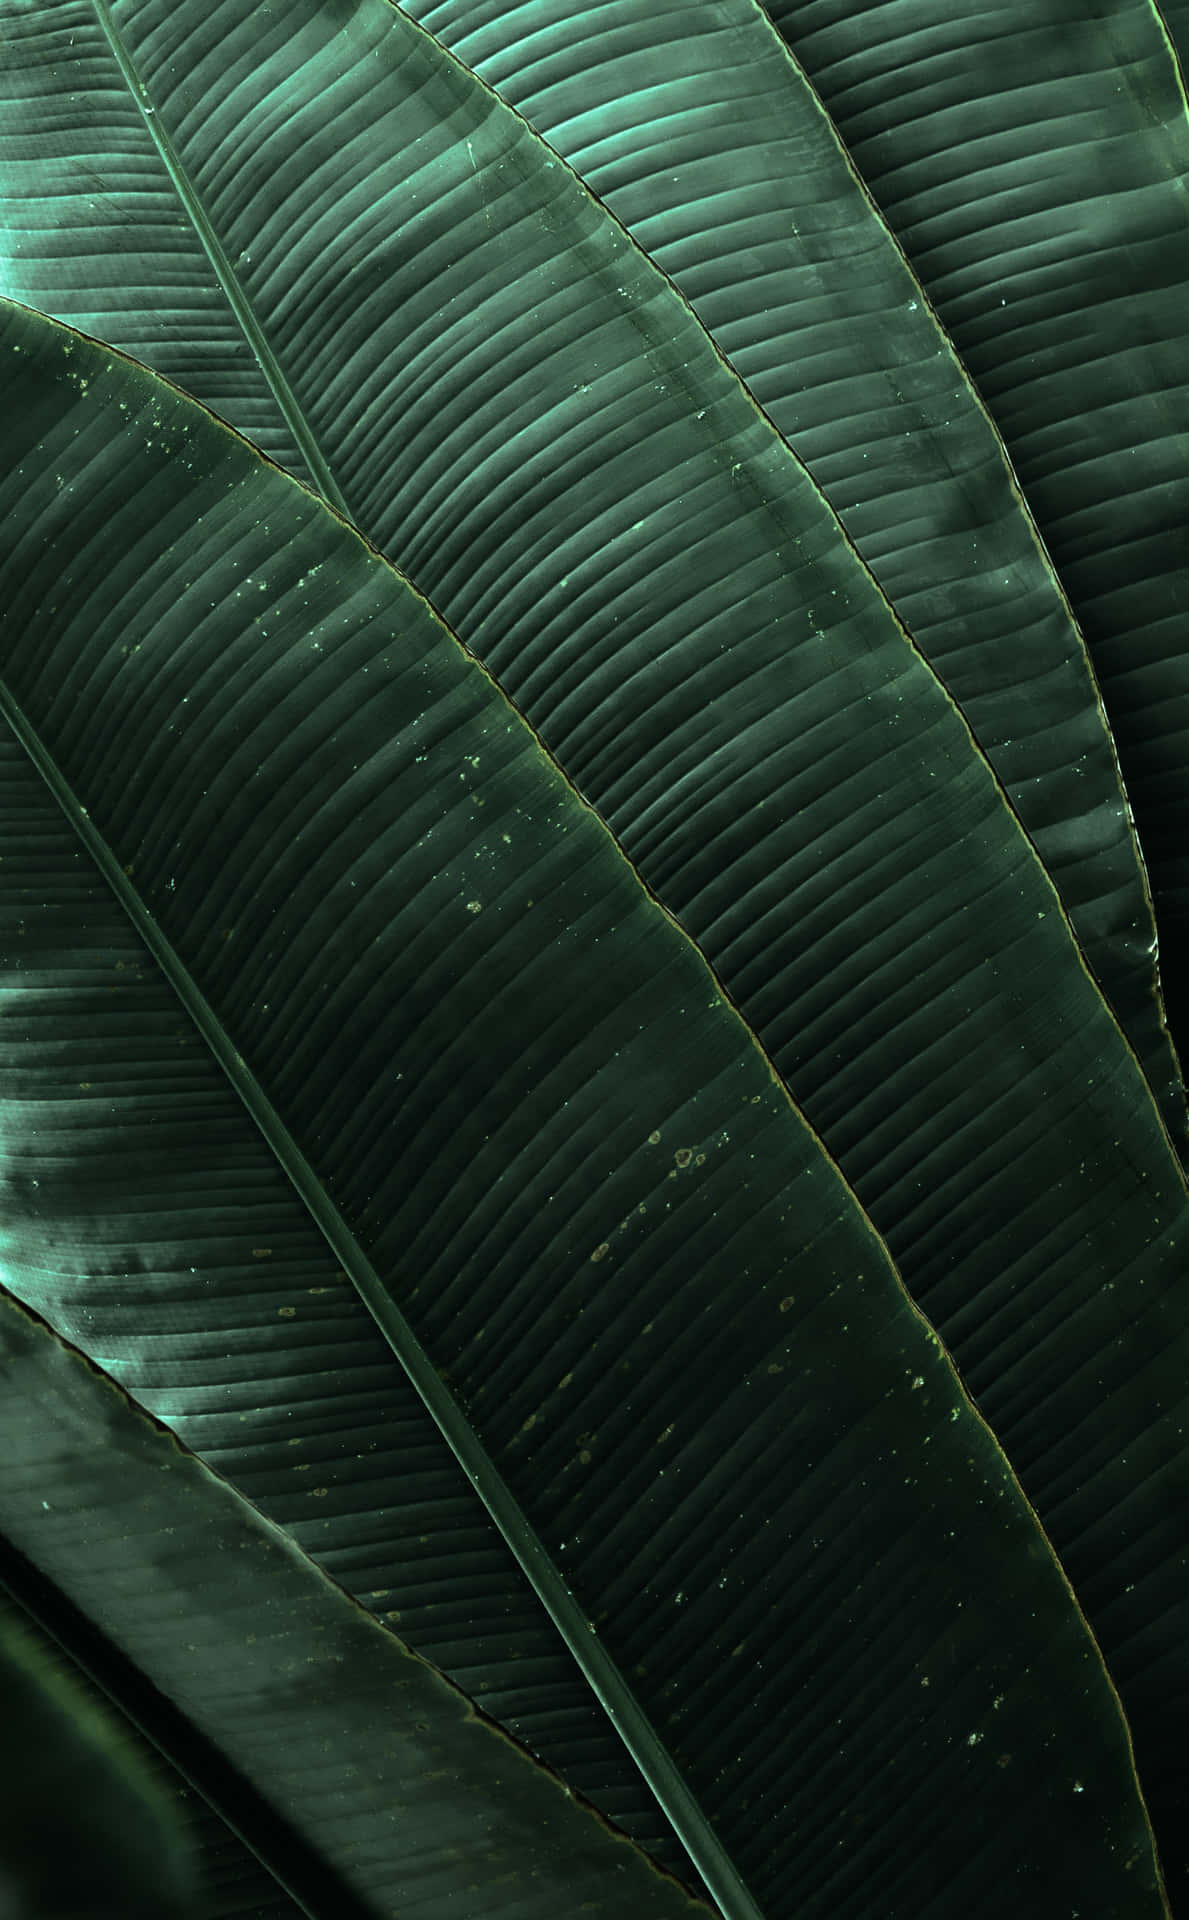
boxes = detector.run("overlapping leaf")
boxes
[1,0,1182,1146]
[760,0,1189,1064]
[0,302,1171,1917]
[0,1293,712,1920]
[9,1,1188,1869]
[1,0,1188,1907]
[398,0,1184,1148]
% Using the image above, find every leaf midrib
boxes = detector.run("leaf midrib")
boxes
[0,646,765,1920]
[91,0,350,518]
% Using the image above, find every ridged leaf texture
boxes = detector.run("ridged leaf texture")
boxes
[0,1,1187,1914]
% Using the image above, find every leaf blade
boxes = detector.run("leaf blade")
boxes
[0,1293,714,1920]
[0,298,1172,1919]
[759,0,1189,1085]
[395,0,1185,1150]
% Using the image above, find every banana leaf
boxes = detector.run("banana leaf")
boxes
[0,1293,711,1920]
[0,301,1171,1918]
[393,0,1183,1150]
[2,0,1189,1909]
[7,3,1189,1884]
[0,0,1183,1148]
[760,0,1189,1063]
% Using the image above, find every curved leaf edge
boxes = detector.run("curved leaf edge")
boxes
[397,0,1187,1152]
[0,299,1170,1914]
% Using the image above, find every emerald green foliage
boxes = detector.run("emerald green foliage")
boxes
[0,2,1187,1915]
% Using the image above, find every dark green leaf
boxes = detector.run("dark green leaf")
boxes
[0,1293,712,1920]
[0,0,1181,1144]
[0,1574,353,1920]
[396,0,1184,1149]
[0,302,1169,1918]
[760,0,1189,1066]
[18,6,1189,1864]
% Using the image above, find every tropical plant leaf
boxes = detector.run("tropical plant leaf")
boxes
[1,1581,314,1920]
[3,0,1189,1907]
[759,0,1189,1063]
[0,0,1183,1150]
[0,1566,378,1920]
[0,1294,712,1920]
[0,301,1172,1918]
[10,5,1189,1871]
[0,676,696,1882]
[3,20,1189,1724]
[394,0,1184,1150]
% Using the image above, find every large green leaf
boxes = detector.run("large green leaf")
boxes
[0,1294,710,1920]
[8,4,1189,1869]
[0,302,1170,1917]
[1,13,1188,1702]
[2,0,1189,1905]
[0,0,1183,1150]
[394,0,1184,1150]
[760,0,1189,1061]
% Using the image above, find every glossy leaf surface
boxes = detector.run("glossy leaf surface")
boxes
[0,0,1182,1144]
[760,0,1189,1063]
[0,302,1170,1918]
[1,0,1188,1908]
[0,1292,710,1920]
[399,0,1182,1146]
